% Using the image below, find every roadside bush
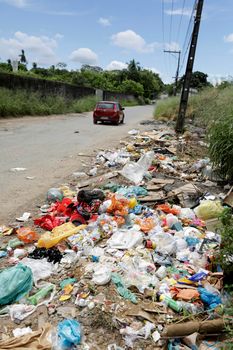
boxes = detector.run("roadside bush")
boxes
[72,96,97,113]
[154,96,179,120]
[154,86,233,127]
[208,113,233,180]
[0,88,101,117]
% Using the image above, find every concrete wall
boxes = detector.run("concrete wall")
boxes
[103,90,137,102]
[0,72,95,99]
[0,72,137,102]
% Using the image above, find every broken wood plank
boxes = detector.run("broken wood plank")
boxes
[167,183,200,197]
[76,171,118,188]
[139,191,165,202]
[146,184,164,191]
[150,178,175,185]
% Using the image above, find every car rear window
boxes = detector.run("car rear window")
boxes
[97,103,115,109]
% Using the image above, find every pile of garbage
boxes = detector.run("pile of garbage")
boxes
[0,125,232,349]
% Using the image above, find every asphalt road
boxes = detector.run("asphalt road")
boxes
[0,105,154,222]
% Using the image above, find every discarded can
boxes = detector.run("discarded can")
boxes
[144,240,156,249]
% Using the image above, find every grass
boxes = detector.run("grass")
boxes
[0,88,141,118]
[0,88,98,117]
[154,86,233,126]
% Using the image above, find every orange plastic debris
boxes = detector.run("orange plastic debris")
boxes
[17,227,39,243]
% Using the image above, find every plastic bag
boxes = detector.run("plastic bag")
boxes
[198,287,222,309]
[37,223,86,249]
[153,232,176,255]
[106,194,129,216]
[92,265,111,285]
[47,188,64,203]
[22,258,54,286]
[57,319,82,349]
[112,273,137,304]
[107,228,143,250]
[120,151,154,184]
[17,227,39,243]
[157,204,180,215]
[34,215,65,231]
[194,200,224,220]
[0,263,33,305]
[116,186,148,198]
[135,217,156,233]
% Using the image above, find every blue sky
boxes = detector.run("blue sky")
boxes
[0,0,233,83]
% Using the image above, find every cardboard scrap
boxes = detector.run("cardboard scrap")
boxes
[168,183,200,197]
[223,186,233,207]
[163,319,225,338]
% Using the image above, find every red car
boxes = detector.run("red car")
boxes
[93,101,125,125]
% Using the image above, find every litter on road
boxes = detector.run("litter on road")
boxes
[0,122,232,349]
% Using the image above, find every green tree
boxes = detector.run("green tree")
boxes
[178,71,211,90]
[120,79,144,96]
[126,59,141,82]
[56,62,67,69]
[19,49,27,64]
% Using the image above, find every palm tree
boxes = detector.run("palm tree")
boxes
[19,50,27,65]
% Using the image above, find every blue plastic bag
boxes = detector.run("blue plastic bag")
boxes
[57,319,82,349]
[0,263,33,305]
[198,287,222,309]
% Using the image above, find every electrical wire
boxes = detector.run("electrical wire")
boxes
[161,0,170,81]
[179,0,197,75]
[168,0,174,47]
[176,0,186,44]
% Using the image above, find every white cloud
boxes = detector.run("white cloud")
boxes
[106,60,127,70]
[165,41,180,51]
[0,0,29,7]
[0,31,58,65]
[54,33,64,40]
[70,48,98,65]
[165,8,192,16]
[224,33,233,43]
[145,67,161,75]
[111,30,158,53]
[98,17,111,26]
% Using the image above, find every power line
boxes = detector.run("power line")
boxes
[161,0,170,80]
[179,33,192,73]
[181,0,197,54]
[176,0,186,43]
[179,0,197,74]
[169,0,174,46]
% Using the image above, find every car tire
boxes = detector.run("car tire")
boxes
[93,120,97,124]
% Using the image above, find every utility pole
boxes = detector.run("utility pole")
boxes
[175,0,204,133]
[164,50,181,96]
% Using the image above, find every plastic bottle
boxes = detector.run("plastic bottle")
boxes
[160,295,182,312]
[178,301,204,314]
[27,284,54,305]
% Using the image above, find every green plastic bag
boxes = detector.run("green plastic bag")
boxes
[112,273,137,304]
[0,263,33,305]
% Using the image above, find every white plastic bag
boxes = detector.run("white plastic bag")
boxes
[153,233,176,255]
[92,265,111,285]
[120,151,154,184]
[22,258,55,287]
[107,229,143,250]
